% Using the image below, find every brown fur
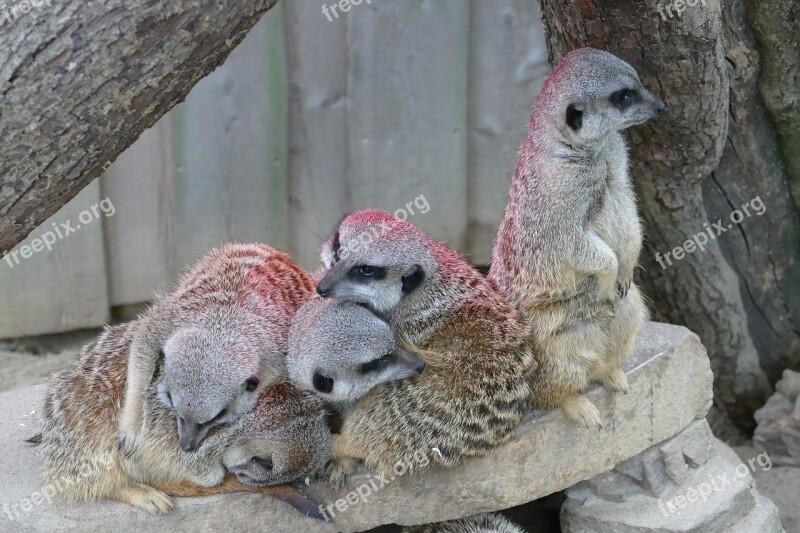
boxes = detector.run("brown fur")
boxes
[38,321,329,517]
[315,210,536,481]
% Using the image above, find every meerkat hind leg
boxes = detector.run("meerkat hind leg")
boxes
[111,483,174,515]
[598,285,646,395]
[561,394,603,430]
[602,368,629,394]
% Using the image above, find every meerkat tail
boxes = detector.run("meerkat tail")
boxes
[150,475,326,520]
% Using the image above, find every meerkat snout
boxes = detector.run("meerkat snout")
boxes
[287,297,426,411]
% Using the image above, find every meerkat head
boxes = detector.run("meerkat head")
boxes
[156,323,274,452]
[315,210,437,315]
[533,47,665,147]
[287,298,426,409]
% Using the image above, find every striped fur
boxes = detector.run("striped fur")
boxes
[317,211,536,477]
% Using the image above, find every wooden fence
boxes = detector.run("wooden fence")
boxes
[0,1,550,339]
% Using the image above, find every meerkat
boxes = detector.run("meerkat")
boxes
[313,209,535,484]
[402,513,527,533]
[286,296,427,416]
[488,47,665,429]
[118,243,315,455]
[34,321,330,517]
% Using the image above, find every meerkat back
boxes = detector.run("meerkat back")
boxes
[118,243,315,456]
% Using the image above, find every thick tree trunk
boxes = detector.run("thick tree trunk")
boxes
[0,0,278,254]
[539,0,800,437]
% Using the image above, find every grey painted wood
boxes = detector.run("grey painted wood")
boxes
[0,182,110,338]
[101,122,176,306]
[0,4,555,337]
[171,9,289,273]
[467,0,550,264]
[283,1,349,270]
[346,0,470,250]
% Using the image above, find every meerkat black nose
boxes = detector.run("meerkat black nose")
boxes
[655,100,667,114]
[414,359,426,374]
[180,439,197,452]
[316,285,331,297]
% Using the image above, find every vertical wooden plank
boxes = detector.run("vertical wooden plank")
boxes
[283,1,349,270]
[347,0,470,250]
[171,7,289,272]
[467,0,550,264]
[0,182,110,338]
[101,121,175,306]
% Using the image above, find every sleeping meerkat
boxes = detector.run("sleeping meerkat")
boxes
[34,322,330,517]
[118,243,315,455]
[488,47,665,428]
[314,210,535,485]
[286,296,427,417]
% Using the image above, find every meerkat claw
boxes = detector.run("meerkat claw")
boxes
[603,368,630,394]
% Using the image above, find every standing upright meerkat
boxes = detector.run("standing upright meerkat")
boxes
[118,243,315,454]
[287,296,427,417]
[35,321,330,517]
[314,210,535,482]
[488,47,665,428]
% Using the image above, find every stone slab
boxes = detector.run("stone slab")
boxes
[0,322,713,532]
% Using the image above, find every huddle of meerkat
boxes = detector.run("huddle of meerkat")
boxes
[118,243,315,454]
[36,321,329,517]
[488,48,665,428]
[287,296,427,416]
[402,513,527,533]
[314,209,536,481]
[34,243,331,516]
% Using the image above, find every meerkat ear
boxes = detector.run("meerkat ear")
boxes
[401,264,425,294]
[566,104,583,130]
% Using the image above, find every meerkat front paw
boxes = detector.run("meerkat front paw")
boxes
[616,277,631,299]
[325,457,359,490]
[117,422,143,459]
[561,394,603,430]
[115,483,174,514]
[603,368,630,394]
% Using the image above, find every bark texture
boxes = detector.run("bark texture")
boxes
[539,0,800,436]
[0,0,278,253]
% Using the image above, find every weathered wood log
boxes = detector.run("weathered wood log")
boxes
[538,0,800,434]
[0,0,278,254]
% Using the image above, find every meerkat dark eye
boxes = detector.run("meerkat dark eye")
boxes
[203,408,227,427]
[331,231,341,262]
[609,89,639,110]
[312,372,334,394]
[361,353,393,374]
[158,349,165,360]
[165,391,173,406]
[349,265,386,279]
[566,104,583,130]
[245,377,260,392]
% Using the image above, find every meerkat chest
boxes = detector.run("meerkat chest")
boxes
[586,144,641,259]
